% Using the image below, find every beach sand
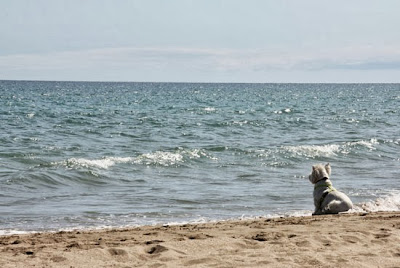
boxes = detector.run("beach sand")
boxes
[1,212,400,267]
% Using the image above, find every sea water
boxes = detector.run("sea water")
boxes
[0,81,399,234]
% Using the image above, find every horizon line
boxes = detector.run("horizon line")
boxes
[1,79,399,84]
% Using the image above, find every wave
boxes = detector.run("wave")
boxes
[273,108,292,114]
[346,139,379,150]
[282,144,342,158]
[281,138,380,158]
[353,191,400,213]
[63,157,133,169]
[0,230,36,236]
[54,148,217,169]
[204,107,216,112]
[36,138,399,172]
[134,151,184,166]
[252,138,383,165]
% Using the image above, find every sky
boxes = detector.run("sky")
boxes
[1,0,400,83]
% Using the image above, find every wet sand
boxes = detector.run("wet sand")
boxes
[1,212,400,267]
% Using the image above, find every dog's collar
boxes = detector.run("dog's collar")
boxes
[314,178,334,190]
[314,183,336,190]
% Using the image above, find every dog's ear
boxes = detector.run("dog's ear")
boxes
[325,163,331,175]
[312,165,316,171]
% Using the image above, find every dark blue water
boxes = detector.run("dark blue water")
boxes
[1,81,399,234]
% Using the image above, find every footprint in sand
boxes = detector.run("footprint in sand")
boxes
[108,248,128,256]
[66,242,81,249]
[340,235,362,244]
[147,245,168,255]
[391,252,400,257]
[235,240,264,250]
[184,258,214,266]
[374,233,391,239]
[295,240,311,247]
[50,256,67,263]
[250,232,285,242]
[145,240,164,245]
[372,229,392,244]
[187,233,213,240]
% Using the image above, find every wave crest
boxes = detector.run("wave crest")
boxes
[63,157,133,169]
[283,144,341,158]
[354,191,400,213]
[281,138,379,158]
[134,151,183,166]
[56,148,216,169]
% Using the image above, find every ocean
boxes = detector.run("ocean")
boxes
[1,81,399,234]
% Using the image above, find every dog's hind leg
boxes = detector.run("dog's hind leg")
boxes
[321,201,343,214]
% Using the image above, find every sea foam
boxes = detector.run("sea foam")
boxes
[283,144,341,158]
[63,157,133,169]
[57,149,216,169]
[134,151,184,166]
[282,138,379,158]
[355,191,400,213]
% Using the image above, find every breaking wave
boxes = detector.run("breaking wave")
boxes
[63,157,133,169]
[353,191,400,213]
[281,138,380,158]
[55,148,217,169]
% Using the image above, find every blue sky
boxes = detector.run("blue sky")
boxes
[1,0,400,82]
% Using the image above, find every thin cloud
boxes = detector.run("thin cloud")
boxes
[318,60,400,70]
[1,46,400,79]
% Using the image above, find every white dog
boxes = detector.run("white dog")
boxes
[309,163,353,215]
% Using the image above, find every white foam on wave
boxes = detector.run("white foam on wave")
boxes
[134,149,218,166]
[353,191,400,213]
[184,148,217,160]
[283,144,341,158]
[134,151,183,166]
[232,120,248,126]
[274,108,292,114]
[384,139,400,145]
[57,149,216,169]
[0,230,36,236]
[346,138,379,150]
[282,138,380,158]
[64,157,134,169]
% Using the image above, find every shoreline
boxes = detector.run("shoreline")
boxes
[0,213,314,237]
[1,212,400,267]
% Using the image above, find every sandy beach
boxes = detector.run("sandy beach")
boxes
[0,212,400,267]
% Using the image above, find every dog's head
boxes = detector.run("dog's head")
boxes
[308,163,331,184]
